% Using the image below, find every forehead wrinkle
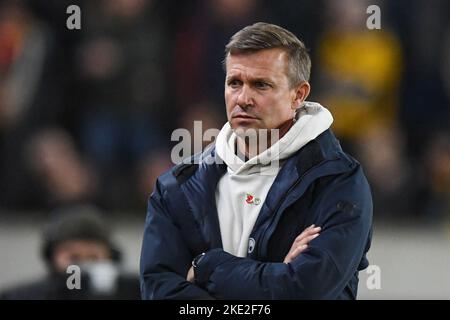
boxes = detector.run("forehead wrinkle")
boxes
[226,70,276,83]
[226,49,289,82]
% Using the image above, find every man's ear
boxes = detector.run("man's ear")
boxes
[292,82,311,109]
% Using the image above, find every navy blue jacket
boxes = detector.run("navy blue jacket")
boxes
[140,130,373,299]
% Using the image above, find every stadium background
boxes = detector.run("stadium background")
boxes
[0,0,449,299]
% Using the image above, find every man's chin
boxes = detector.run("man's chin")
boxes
[232,126,259,138]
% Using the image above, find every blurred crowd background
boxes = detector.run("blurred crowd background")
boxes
[0,0,449,299]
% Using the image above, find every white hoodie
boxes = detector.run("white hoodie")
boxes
[214,102,333,257]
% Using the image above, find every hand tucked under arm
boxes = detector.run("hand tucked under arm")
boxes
[187,224,321,281]
[283,224,321,263]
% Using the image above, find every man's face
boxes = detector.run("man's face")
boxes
[225,48,298,136]
[53,240,111,273]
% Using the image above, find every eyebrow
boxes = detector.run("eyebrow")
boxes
[226,75,274,84]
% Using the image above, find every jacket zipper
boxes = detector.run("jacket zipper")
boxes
[257,159,335,258]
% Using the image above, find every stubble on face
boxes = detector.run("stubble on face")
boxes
[224,48,298,156]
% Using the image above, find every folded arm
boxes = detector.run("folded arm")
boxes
[140,181,214,300]
[191,169,372,299]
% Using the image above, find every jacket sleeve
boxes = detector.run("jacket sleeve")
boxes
[193,167,373,299]
[140,180,214,300]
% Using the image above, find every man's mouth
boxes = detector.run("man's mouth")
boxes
[232,113,257,119]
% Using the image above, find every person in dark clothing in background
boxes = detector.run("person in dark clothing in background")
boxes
[140,23,373,299]
[1,205,140,300]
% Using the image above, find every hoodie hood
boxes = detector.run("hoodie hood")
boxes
[215,101,333,175]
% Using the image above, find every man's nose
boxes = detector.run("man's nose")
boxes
[236,85,253,108]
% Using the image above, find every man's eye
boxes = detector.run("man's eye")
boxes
[255,82,270,89]
[228,80,242,88]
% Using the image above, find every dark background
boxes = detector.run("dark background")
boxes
[0,0,448,299]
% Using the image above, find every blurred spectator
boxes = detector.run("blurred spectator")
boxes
[0,0,446,222]
[313,0,411,216]
[314,0,403,140]
[173,0,266,118]
[422,132,450,221]
[72,0,172,210]
[25,128,98,208]
[178,101,223,152]
[0,0,69,210]
[0,205,140,299]
[392,0,449,149]
[388,0,450,219]
[261,0,325,60]
[135,150,172,204]
[0,0,50,129]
